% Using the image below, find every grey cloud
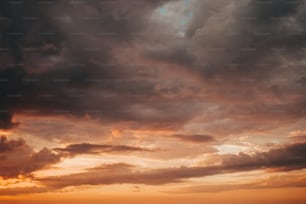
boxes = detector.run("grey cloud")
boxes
[151,0,306,134]
[1,0,305,137]
[0,112,18,130]
[249,0,304,23]
[0,0,199,131]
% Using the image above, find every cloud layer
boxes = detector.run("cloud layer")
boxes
[39,142,306,189]
[0,0,306,199]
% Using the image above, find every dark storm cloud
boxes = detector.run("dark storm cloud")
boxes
[147,0,306,81]
[144,46,195,66]
[0,136,61,178]
[0,0,201,130]
[249,0,304,23]
[0,0,305,135]
[0,112,18,129]
[143,0,306,135]
[53,143,155,156]
[170,134,215,143]
[39,142,306,188]
[193,0,306,76]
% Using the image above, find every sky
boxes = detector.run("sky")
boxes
[0,0,306,203]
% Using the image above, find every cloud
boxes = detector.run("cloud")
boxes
[0,0,306,198]
[170,134,215,143]
[172,174,306,193]
[53,143,155,156]
[0,0,198,132]
[221,142,306,171]
[289,130,306,142]
[137,0,306,135]
[0,111,18,130]
[0,186,49,196]
[0,135,25,153]
[0,135,158,178]
[39,142,306,189]
[40,162,191,188]
[0,136,61,178]
[0,0,305,139]
[249,0,304,23]
[2,173,306,195]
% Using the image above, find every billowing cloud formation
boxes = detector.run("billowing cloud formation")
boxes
[40,142,306,188]
[0,0,304,140]
[0,0,197,131]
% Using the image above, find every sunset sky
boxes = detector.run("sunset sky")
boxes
[1,0,306,203]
